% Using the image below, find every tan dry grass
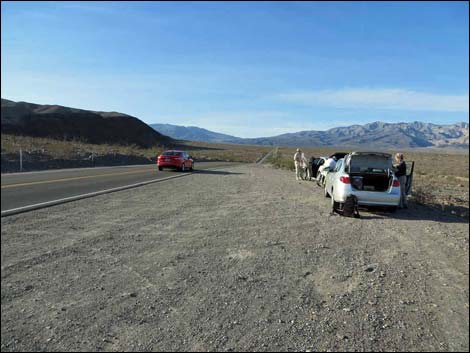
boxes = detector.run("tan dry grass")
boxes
[1,134,272,163]
[272,146,469,186]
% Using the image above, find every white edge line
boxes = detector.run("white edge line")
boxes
[1,165,239,217]
[1,173,189,217]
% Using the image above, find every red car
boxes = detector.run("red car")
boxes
[157,150,194,172]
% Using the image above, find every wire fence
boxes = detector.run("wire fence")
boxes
[1,148,152,173]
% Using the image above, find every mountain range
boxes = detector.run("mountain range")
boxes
[151,121,469,149]
[2,98,468,150]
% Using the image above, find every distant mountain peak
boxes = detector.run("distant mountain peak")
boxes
[151,121,469,150]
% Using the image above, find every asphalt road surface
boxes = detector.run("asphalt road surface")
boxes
[1,162,238,212]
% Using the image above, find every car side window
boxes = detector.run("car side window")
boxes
[334,160,343,172]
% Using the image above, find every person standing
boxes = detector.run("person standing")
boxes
[317,156,337,186]
[393,153,408,209]
[301,153,310,180]
[318,156,337,176]
[308,156,316,180]
[294,148,302,180]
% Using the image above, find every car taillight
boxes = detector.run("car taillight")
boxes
[392,180,400,187]
[340,176,350,184]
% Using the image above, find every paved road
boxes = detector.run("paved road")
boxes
[1,162,238,212]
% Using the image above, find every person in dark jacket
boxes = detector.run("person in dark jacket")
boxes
[308,156,316,180]
[393,153,408,209]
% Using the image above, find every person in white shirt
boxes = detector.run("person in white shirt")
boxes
[319,156,337,175]
[317,156,337,185]
[294,148,302,180]
[327,156,337,171]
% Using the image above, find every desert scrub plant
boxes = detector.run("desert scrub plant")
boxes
[1,134,272,164]
[412,184,469,218]
[412,186,434,205]
[1,134,163,159]
[267,151,295,171]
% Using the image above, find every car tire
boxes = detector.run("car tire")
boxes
[158,166,163,171]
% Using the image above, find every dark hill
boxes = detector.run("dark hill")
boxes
[1,99,172,148]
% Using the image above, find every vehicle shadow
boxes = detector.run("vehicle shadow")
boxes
[192,170,244,176]
[359,204,469,224]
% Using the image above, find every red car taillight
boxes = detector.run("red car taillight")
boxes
[340,176,350,184]
[392,180,400,187]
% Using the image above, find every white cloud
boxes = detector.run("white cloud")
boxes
[278,88,469,113]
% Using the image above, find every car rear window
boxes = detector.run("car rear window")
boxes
[349,155,392,173]
[162,151,182,156]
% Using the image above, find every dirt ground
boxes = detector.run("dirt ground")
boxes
[1,164,469,352]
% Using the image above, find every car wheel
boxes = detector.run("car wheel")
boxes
[158,166,163,171]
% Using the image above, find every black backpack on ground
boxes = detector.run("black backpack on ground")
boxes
[340,195,361,218]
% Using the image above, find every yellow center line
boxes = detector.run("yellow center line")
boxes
[1,168,156,189]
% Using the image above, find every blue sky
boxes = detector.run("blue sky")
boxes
[2,1,469,137]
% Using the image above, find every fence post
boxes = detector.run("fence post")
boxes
[19,147,23,172]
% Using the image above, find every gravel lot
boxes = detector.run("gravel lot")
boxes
[1,164,469,352]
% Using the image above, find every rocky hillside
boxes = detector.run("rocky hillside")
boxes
[246,121,469,149]
[152,121,469,149]
[150,123,242,144]
[1,99,173,148]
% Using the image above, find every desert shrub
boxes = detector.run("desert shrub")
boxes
[267,151,295,171]
[412,186,434,205]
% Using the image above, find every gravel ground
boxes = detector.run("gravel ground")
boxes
[1,164,469,352]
